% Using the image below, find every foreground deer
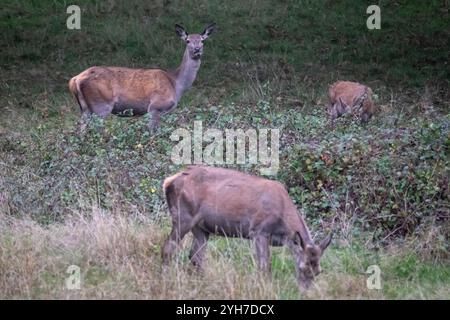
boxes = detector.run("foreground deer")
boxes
[162,166,332,291]
[328,81,375,124]
[69,23,215,131]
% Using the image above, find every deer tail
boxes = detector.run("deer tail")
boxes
[69,76,89,113]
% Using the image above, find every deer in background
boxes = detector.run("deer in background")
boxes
[162,166,332,291]
[69,23,216,132]
[328,81,375,124]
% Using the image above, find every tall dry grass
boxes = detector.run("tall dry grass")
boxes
[1,206,449,299]
[0,207,296,299]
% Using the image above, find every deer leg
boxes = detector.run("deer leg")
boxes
[77,100,113,134]
[148,99,176,131]
[92,102,114,119]
[254,234,271,274]
[189,227,209,271]
[162,220,192,265]
[148,109,161,132]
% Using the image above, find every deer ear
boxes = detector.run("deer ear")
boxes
[175,24,188,41]
[295,232,306,251]
[319,233,333,254]
[201,23,216,40]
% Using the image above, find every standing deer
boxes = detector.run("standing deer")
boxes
[328,81,375,124]
[68,23,216,132]
[162,166,332,291]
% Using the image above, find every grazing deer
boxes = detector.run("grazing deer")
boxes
[328,81,375,124]
[68,23,216,132]
[162,166,332,291]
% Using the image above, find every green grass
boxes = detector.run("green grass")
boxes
[0,0,449,299]
[0,210,448,299]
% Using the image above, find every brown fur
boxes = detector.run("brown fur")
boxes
[70,67,176,116]
[162,165,332,291]
[162,171,184,193]
[328,81,375,123]
[68,23,215,131]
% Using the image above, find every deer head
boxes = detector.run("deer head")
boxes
[294,233,333,291]
[328,97,350,121]
[175,23,216,60]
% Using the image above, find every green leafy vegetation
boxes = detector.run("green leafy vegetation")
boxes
[0,0,449,299]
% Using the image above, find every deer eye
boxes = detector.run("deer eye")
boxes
[186,40,190,44]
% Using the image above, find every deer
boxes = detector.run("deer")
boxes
[162,165,332,291]
[328,81,375,124]
[68,23,216,132]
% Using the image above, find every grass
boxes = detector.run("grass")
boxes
[0,0,449,299]
[1,208,448,299]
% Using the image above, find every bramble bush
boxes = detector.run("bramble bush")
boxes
[280,114,449,249]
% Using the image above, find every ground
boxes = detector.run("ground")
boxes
[0,0,449,299]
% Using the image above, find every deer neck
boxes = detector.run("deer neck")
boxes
[174,48,201,102]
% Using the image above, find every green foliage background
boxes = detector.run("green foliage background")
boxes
[0,0,449,299]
